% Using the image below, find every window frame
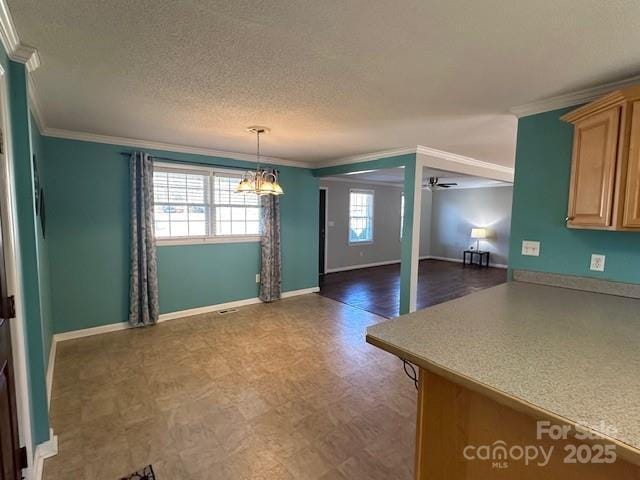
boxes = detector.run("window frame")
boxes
[153,162,261,246]
[348,188,374,245]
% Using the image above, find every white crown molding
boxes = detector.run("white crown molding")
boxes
[41,127,311,168]
[509,74,640,118]
[321,175,404,188]
[417,145,514,175]
[315,146,417,168]
[0,0,40,71]
[314,145,513,181]
[323,172,512,190]
[423,182,513,191]
[27,76,45,131]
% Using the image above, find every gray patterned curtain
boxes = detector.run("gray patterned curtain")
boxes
[259,181,282,302]
[129,152,159,326]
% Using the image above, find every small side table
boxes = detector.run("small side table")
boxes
[463,250,490,268]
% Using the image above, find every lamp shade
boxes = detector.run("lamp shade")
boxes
[470,228,487,239]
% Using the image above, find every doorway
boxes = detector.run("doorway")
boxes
[319,188,327,275]
[316,168,511,317]
[0,175,20,479]
[0,121,22,479]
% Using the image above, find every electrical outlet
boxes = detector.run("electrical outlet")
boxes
[255,273,260,283]
[359,251,364,257]
[590,254,606,272]
[521,240,540,256]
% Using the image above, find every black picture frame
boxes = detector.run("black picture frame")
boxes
[39,189,45,238]
[32,154,40,215]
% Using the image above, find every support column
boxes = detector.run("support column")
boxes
[399,158,422,314]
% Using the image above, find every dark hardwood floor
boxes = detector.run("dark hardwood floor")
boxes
[319,259,507,318]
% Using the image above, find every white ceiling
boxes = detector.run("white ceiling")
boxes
[9,0,640,166]
[326,167,512,190]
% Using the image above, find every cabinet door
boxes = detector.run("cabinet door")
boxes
[623,101,640,227]
[567,107,620,228]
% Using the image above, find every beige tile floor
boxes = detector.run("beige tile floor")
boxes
[44,294,416,479]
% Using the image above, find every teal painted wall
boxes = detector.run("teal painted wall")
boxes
[158,243,259,313]
[42,137,319,333]
[509,107,640,283]
[29,115,53,372]
[3,55,51,448]
[399,158,418,315]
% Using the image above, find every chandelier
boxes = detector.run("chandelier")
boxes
[235,127,284,196]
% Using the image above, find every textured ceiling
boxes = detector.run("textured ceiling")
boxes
[327,167,511,189]
[9,0,640,165]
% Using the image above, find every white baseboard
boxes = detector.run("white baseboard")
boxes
[428,255,463,263]
[325,259,401,273]
[157,287,320,321]
[428,255,508,269]
[281,287,320,298]
[324,256,507,274]
[157,297,262,322]
[30,429,58,480]
[51,287,320,346]
[53,321,129,342]
[45,340,56,411]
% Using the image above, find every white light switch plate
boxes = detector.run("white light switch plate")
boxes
[521,240,540,256]
[255,273,260,283]
[590,254,606,272]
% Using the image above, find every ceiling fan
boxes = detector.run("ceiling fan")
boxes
[423,177,458,190]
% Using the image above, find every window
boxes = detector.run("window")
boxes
[153,164,260,243]
[213,175,260,236]
[400,193,405,239]
[153,169,210,238]
[349,189,374,243]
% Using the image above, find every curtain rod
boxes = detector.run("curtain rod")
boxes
[118,152,279,172]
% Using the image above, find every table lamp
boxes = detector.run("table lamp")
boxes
[470,228,487,251]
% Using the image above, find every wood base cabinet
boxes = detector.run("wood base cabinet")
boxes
[562,86,640,230]
[414,369,640,479]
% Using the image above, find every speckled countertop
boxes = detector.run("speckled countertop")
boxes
[366,282,640,459]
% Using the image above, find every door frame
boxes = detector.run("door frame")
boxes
[319,186,328,275]
[0,64,34,473]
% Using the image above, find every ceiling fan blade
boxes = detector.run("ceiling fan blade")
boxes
[437,183,458,187]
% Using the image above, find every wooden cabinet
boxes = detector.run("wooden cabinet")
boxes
[414,368,640,480]
[566,107,620,227]
[623,101,640,227]
[562,86,640,230]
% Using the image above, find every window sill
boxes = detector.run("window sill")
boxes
[156,236,261,246]
[349,240,373,246]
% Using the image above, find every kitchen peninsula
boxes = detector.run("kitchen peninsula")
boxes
[367,275,640,479]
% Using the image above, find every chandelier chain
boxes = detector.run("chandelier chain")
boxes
[256,130,261,171]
